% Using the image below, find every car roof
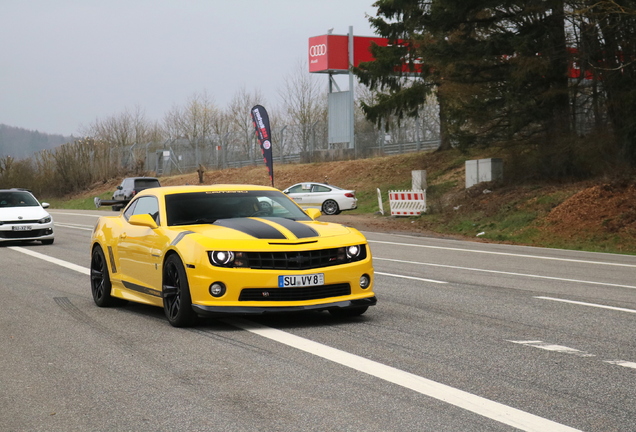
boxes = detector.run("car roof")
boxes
[135,184,279,198]
[0,188,34,193]
[124,177,159,181]
[288,182,344,189]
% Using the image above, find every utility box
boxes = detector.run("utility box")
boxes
[412,170,427,191]
[465,158,503,188]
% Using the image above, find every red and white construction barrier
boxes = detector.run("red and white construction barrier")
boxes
[388,190,426,216]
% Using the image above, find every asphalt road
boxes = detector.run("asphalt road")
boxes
[1,209,635,432]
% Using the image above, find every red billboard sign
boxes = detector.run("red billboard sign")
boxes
[308,34,388,74]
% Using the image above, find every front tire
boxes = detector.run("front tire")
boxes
[162,254,197,327]
[90,245,120,307]
[322,199,340,215]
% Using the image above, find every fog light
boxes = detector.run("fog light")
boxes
[209,282,226,297]
[359,274,370,289]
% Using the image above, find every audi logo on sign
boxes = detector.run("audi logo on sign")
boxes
[309,44,327,57]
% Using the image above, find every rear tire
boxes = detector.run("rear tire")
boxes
[322,199,340,215]
[162,254,197,327]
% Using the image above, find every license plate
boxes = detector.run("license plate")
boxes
[278,273,324,288]
[12,225,32,231]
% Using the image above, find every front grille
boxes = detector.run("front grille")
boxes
[244,246,366,270]
[0,229,49,239]
[239,283,351,301]
[0,219,40,224]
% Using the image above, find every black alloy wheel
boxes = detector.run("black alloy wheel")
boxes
[90,245,120,307]
[162,254,197,327]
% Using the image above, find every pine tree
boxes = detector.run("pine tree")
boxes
[355,1,572,156]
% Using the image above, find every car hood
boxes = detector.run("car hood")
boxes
[181,217,354,241]
[0,206,50,222]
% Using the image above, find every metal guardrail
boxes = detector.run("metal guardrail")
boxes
[370,140,441,154]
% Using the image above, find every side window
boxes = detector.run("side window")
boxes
[123,199,137,219]
[287,185,304,194]
[312,185,331,193]
[127,196,160,224]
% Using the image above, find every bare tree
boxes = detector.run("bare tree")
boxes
[278,60,327,157]
[82,105,155,147]
[163,90,218,143]
[226,86,265,161]
[163,90,221,167]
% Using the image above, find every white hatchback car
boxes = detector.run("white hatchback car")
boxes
[0,189,54,244]
[283,182,357,215]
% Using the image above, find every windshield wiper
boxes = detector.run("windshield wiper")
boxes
[172,218,217,226]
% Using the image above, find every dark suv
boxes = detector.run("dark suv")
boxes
[112,177,161,210]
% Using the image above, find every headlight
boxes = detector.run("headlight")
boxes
[209,251,234,266]
[38,216,51,224]
[208,251,249,268]
[336,245,366,263]
[346,245,361,259]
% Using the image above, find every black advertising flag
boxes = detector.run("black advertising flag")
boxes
[250,105,274,187]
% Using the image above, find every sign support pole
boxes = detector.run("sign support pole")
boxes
[348,26,355,152]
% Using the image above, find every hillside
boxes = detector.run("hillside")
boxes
[0,124,72,159]
[76,150,636,255]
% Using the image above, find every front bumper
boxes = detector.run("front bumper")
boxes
[192,296,377,317]
[0,225,54,242]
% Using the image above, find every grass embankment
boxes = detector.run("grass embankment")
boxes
[48,150,636,255]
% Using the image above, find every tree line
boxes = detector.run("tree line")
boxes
[0,125,71,159]
[354,0,636,179]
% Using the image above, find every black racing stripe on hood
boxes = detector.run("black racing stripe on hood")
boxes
[267,217,318,239]
[213,218,287,239]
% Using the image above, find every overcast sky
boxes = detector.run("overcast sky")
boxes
[1,0,377,136]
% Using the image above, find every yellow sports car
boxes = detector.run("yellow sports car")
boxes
[90,184,376,327]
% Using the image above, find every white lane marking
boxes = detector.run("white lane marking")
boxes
[230,318,580,431]
[9,247,90,276]
[10,248,581,432]
[375,257,636,290]
[369,240,636,268]
[49,211,101,217]
[512,339,636,370]
[604,360,636,370]
[56,223,94,231]
[508,340,595,357]
[375,271,447,284]
[535,296,636,314]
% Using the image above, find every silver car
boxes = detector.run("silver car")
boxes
[0,189,54,244]
[283,182,357,215]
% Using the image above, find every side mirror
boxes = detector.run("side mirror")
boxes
[305,208,322,220]
[117,185,123,190]
[128,213,158,229]
[41,202,50,209]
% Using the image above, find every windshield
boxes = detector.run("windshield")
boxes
[135,179,160,189]
[165,190,312,226]
[0,191,40,208]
